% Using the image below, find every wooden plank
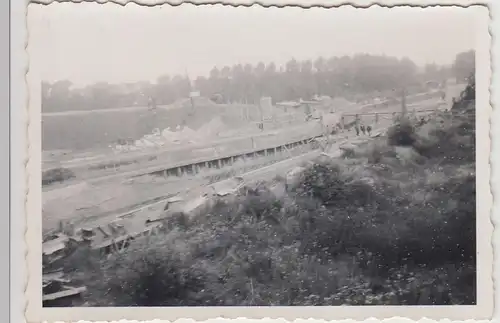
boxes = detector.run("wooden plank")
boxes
[43,287,87,301]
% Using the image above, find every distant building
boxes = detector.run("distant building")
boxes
[210,93,224,104]
[425,80,441,91]
[275,101,301,113]
[275,100,325,120]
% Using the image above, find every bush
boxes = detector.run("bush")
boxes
[354,140,399,164]
[387,118,417,146]
[453,73,475,111]
[86,234,211,306]
[357,170,475,269]
[42,167,75,186]
[413,114,474,164]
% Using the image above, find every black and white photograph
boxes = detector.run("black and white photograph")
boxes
[25,2,492,321]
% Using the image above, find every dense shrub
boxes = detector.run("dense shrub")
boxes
[42,167,76,186]
[387,118,417,146]
[452,73,475,110]
[412,113,475,164]
[85,234,211,306]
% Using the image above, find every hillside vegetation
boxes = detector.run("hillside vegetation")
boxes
[74,79,476,306]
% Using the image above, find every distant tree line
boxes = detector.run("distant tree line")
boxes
[42,50,475,113]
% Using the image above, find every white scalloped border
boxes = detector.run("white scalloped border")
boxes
[21,1,495,323]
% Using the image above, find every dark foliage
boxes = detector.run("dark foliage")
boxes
[42,167,76,186]
[387,118,417,147]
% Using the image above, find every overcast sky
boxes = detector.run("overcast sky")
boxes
[28,3,478,87]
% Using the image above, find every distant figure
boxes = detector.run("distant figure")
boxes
[367,125,372,136]
[411,108,417,119]
[375,113,379,124]
[335,122,342,134]
[360,124,366,135]
[147,97,157,110]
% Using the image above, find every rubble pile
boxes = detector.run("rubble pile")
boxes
[110,117,231,153]
[42,270,87,307]
[42,215,163,306]
[42,232,87,306]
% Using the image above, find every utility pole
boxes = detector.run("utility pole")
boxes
[401,88,407,119]
[185,67,195,112]
[189,95,196,115]
[258,98,264,131]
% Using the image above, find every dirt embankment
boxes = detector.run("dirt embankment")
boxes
[42,101,263,151]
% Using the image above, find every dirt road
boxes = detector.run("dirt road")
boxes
[42,143,313,232]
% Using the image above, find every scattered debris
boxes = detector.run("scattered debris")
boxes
[42,268,86,307]
[42,234,69,256]
[163,195,184,211]
[210,177,245,196]
[320,152,339,159]
[285,166,307,190]
[176,195,213,219]
[112,117,230,153]
[42,233,82,270]
[43,286,87,306]
[88,219,162,253]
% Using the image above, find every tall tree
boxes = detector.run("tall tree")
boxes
[42,53,445,112]
[453,50,475,83]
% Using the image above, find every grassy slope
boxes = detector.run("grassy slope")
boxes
[42,103,262,151]
[70,82,476,307]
